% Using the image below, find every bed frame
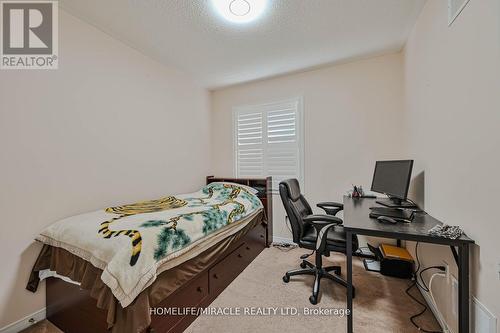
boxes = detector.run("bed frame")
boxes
[45,176,273,333]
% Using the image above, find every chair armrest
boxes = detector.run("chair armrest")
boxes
[317,202,343,208]
[317,202,344,216]
[303,214,343,228]
[303,214,343,252]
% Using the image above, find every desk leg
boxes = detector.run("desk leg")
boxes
[458,243,470,333]
[346,231,353,333]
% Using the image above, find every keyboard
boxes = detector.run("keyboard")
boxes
[369,207,414,220]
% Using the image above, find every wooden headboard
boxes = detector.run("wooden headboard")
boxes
[206,176,273,247]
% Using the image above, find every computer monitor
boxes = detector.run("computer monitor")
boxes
[371,160,416,208]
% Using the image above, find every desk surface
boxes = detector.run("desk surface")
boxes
[343,196,474,245]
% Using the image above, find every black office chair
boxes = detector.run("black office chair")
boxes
[280,179,359,304]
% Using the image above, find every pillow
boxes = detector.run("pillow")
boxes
[208,182,259,195]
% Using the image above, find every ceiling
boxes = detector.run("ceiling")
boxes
[60,0,426,89]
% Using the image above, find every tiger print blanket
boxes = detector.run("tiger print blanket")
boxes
[36,182,263,307]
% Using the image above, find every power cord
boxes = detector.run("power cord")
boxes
[429,272,447,315]
[406,198,420,207]
[272,242,298,252]
[406,242,446,333]
[419,266,444,292]
[406,198,428,214]
[405,280,443,333]
[413,242,432,291]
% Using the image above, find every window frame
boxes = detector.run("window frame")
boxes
[232,97,305,191]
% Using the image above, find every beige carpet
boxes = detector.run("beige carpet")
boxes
[186,247,440,333]
[20,320,61,333]
[22,247,440,333]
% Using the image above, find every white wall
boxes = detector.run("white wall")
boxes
[0,10,211,328]
[211,53,406,240]
[404,0,500,331]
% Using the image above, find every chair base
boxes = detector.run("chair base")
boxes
[282,260,355,304]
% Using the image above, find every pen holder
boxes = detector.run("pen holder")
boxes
[350,185,364,198]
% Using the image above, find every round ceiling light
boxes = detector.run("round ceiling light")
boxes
[211,0,268,24]
[229,0,250,16]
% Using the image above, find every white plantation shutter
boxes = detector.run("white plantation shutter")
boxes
[234,98,303,192]
[236,111,264,177]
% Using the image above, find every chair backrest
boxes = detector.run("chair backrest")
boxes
[279,179,313,244]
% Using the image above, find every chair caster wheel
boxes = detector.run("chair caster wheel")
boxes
[334,267,341,275]
[282,275,290,283]
[309,295,318,305]
[300,261,307,269]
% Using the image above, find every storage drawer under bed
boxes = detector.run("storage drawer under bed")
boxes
[149,271,209,333]
[209,224,266,295]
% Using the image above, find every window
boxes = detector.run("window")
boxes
[233,97,304,192]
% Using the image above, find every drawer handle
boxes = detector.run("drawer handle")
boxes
[213,274,219,279]
[260,234,264,238]
[238,253,243,258]
[197,286,204,293]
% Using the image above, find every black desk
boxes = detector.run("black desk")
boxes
[343,196,474,333]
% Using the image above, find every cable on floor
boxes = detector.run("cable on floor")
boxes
[405,242,445,333]
[272,242,298,252]
[271,216,299,251]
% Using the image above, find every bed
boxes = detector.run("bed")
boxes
[27,176,273,333]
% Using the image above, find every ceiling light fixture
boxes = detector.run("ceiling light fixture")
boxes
[212,0,268,24]
[229,0,251,16]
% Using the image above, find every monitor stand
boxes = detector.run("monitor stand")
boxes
[376,198,418,209]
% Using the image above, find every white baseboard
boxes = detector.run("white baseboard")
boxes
[0,308,46,333]
[416,283,451,333]
[272,236,295,245]
[472,296,497,333]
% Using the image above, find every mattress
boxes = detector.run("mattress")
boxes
[33,182,263,307]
